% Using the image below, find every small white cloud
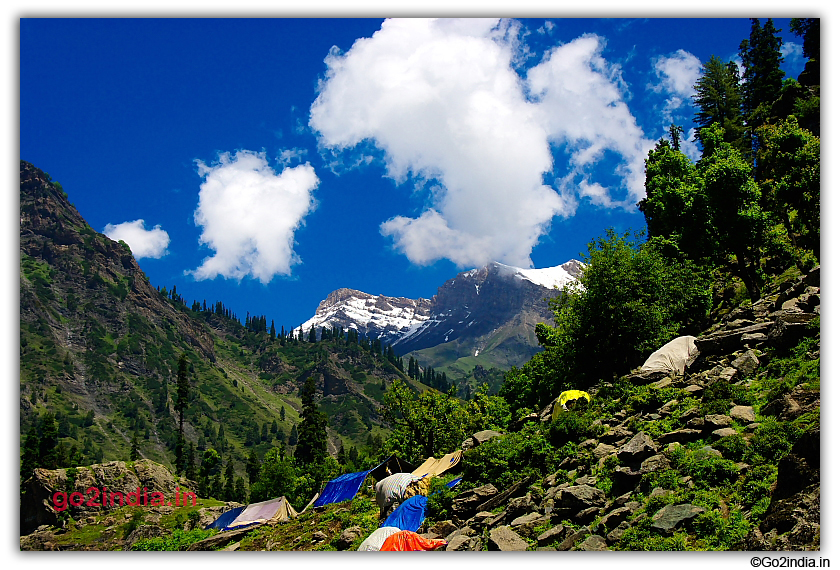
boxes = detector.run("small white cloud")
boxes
[103,219,170,259]
[648,49,703,122]
[781,41,803,60]
[188,149,319,284]
[278,147,309,167]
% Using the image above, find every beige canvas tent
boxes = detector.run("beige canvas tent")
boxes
[224,496,298,530]
[640,335,698,375]
[411,450,463,478]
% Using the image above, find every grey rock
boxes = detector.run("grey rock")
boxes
[617,432,658,464]
[732,350,760,376]
[511,512,549,537]
[577,535,609,551]
[652,377,673,390]
[593,443,617,459]
[452,483,498,515]
[695,322,773,354]
[741,333,768,347]
[557,528,589,551]
[575,506,600,524]
[602,425,634,444]
[639,454,671,474]
[730,405,756,423]
[445,526,476,542]
[488,526,529,551]
[606,521,631,544]
[686,417,705,429]
[599,506,631,532]
[696,446,723,459]
[312,531,328,543]
[704,414,733,429]
[658,429,703,444]
[428,520,458,538]
[536,524,568,546]
[446,534,482,551]
[711,427,738,440]
[556,485,606,511]
[462,429,504,451]
[335,526,364,550]
[651,504,705,534]
[463,512,494,530]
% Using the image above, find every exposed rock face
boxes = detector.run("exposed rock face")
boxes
[20,459,182,535]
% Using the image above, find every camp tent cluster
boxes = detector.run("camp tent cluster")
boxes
[205,451,463,550]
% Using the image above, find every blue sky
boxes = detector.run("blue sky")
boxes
[20,17,809,331]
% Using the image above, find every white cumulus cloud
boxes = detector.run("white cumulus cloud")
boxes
[648,49,703,123]
[103,219,170,259]
[188,150,319,284]
[310,18,655,269]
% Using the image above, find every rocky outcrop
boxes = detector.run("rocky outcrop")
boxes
[20,459,184,535]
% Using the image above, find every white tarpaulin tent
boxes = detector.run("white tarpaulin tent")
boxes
[640,335,698,375]
[357,526,402,551]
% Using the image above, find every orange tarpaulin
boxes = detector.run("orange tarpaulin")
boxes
[379,530,446,551]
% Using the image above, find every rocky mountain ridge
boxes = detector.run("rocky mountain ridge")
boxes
[301,260,584,386]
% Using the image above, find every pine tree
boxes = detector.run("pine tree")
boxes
[223,460,235,501]
[20,424,40,485]
[245,449,260,484]
[38,412,59,469]
[289,424,299,447]
[294,377,327,466]
[739,18,785,153]
[130,430,140,461]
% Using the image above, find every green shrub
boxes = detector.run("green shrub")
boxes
[426,476,458,523]
[713,434,748,461]
[736,464,776,516]
[692,508,752,550]
[130,528,216,551]
[461,423,562,490]
[547,409,600,447]
[671,446,740,487]
[746,418,800,465]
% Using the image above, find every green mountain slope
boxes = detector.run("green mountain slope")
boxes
[19,160,423,478]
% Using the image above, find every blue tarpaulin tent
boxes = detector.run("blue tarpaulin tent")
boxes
[204,506,245,530]
[381,495,428,532]
[313,470,372,508]
[446,477,463,489]
[312,455,417,508]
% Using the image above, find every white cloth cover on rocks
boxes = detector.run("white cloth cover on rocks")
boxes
[640,335,698,374]
[357,526,402,551]
[375,473,420,511]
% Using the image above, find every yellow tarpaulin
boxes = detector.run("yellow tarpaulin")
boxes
[411,450,463,478]
[551,390,592,422]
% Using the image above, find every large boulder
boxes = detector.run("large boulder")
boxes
[452,484,498,517]
[461,430,503,451]
[555,485,606,515]
[617,432,658,464]
[488,526,529,551]
[21,459,182,535]
[650,504,705,534]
